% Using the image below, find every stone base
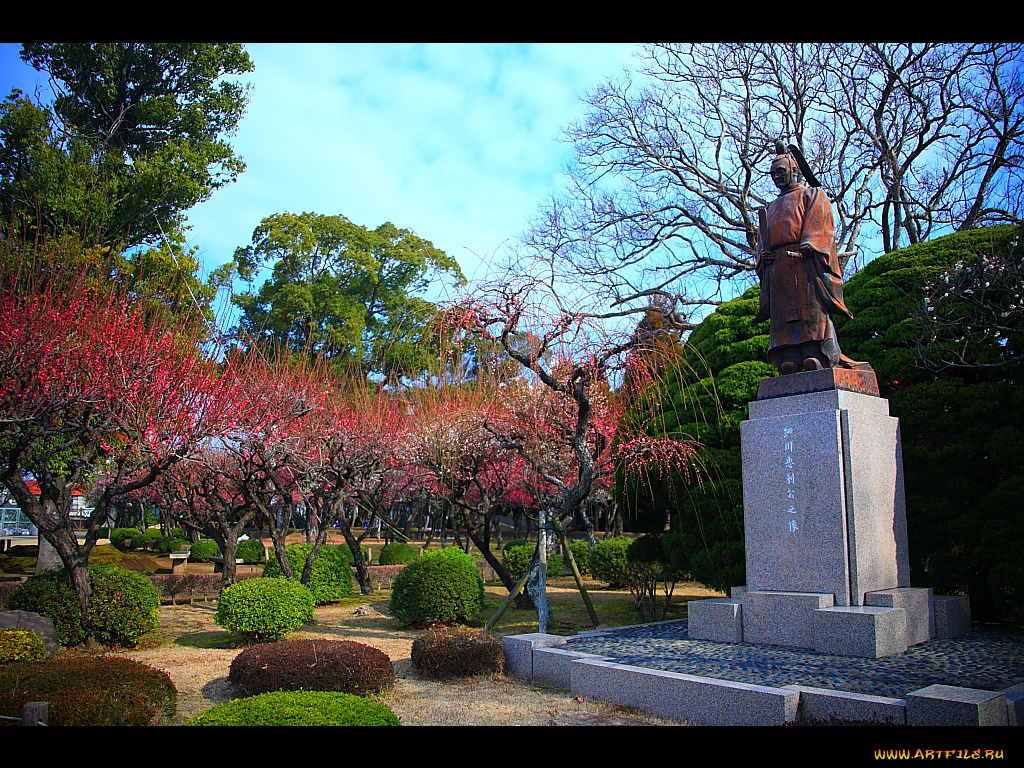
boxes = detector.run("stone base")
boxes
[866,587,934,646]
[502,633,566,680]
[934,595,972,638]
[813,605,908,658]
[741,591,834,648]
[686,598,743,643]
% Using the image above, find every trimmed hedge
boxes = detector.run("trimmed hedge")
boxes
[229,639,395,696]
[109,527,143,552]
[390,546,484,627]
[215,578,315,642]
[377,542,419,565]
[185,690,400,726]
[589,537,633,588]
[411,628,504,679]
[262,544,353,604]
[0,656,176,725]
[188,539,220,563]
[236,539,266,564]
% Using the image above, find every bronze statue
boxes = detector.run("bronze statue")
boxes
[755,143,868,375]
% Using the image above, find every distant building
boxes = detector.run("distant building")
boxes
[0,481,93,535]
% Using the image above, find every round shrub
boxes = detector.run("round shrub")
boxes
[229,639,395,696]
[377,542,419,566]
[129,533,149,551]
[88,565,160,646]
[262,544,353,604]
[109,527,143,552]
[87,544,125,566]
[564,539,591,576]
[185,690,400,726]
[236,539,266,564]
[153,536,190,555]
[0,656,176,725]
[215,578,315,642]
[390,546,484,627]
[188,539,220,563]
[0,629,47,665]
[7,570,85,646]
[501,540,561,580]
[411,628,504,679]
[589,536,633,588]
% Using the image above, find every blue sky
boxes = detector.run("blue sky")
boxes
[0,43,640,291]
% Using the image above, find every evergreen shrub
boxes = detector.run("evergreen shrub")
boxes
[502,540,561,580]
[185,690,400,726]
[390,546,484,627]
[188,539,220,563]
[236,539,266,564]
[0,629,46,664]
[0,656,176,725]
[215,578,314,642]
[229,639,395,696]
[411,628,503,679]
[262,544,352,604]
[589,537,633,587]
[109,527,143,552]
[7,570,85,646]
[153,536,190,555]
[563,539,590,576]
[377,542,419,565]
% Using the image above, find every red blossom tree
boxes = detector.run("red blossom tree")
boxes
[0,284,231,643]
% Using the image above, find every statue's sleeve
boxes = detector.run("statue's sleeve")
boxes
[798,188,835,259]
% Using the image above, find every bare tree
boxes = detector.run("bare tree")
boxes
[524,43,1023,314]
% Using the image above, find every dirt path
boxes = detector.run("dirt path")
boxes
[125,598,695,726]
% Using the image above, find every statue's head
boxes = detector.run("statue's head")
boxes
[770,152,801,192]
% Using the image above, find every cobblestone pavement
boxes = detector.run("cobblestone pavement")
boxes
[565,621,1024,698]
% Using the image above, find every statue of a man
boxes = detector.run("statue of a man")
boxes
[755,145,867,375]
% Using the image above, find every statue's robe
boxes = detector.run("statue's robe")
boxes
[755,185,853,367]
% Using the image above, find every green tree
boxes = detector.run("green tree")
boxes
[1,43,253,249]
[231,212,464,379]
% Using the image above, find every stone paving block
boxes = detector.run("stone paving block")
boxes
[502,633,566,681]
[906,684,1008,726]
[570,658,799,726]
[866,587,934,645]
[933,595,971,638]
[730,585,747,598]
[1000,682,1024,727]
[814,606,908,658]
[742,591,834,648]
[687,598,743,643]
[533,647,613,690]
[785,684,906,725]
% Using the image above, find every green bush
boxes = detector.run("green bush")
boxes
[189,539,220,563]
[8,566,159,647]
[0,629,47,664]
[390,546,484,627]
[0,656,176,725]
[129,533,149,551]
[185,690,400,726]
[262,544,352,604]
[236,539,266,565]
[563,539,591,577]
[229,639,395,696]
[153,536,190,555]
[589,537,633,588]
[215,578,315,642]
[7,570,85,646]
[88,565,160,646]
[501,540,561,580]
[88,544,125,566]
[377,542,419,566]
[109,527,143,552]
[411,628,503,679]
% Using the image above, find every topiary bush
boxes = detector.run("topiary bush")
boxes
[501,540,561,580]
[563,539,590,577]
[229,639,395,696]
[411,628,504,679]
[215,578,315,642]
[589,537,633,588]
[377,542,419,566]
[185,690,400,726]
[88,565,160,646]
[236,539,266,564]
[0,629,47,665]
[188,539,220,563]
[262,544,352,604]
[109,527,143,552]
[7,570,85,646]
[390,546,484,627]
[0,656,176,725]
[153,536,190,555]
[8,565,160,647]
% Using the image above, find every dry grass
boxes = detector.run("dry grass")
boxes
[119,576,721,726]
